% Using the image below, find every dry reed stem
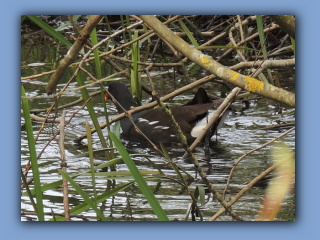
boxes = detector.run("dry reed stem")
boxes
[59,110,70,221]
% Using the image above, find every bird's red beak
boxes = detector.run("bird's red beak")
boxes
[105,93,110,101]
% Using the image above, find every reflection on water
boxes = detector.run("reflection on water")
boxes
[21,84,295,221]
[21,30,295,221]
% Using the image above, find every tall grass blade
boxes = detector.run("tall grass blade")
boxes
[22,156,138,198]
[194,186,205,206]
[256,15,274,84]
[26,15,72,48]
[178,19,199,47]
[131,31,142,105]
[50,181,135,221]
[160,143,193,181]
[109,132,169,221]
[178,19,202,75]
[256,15,267,57]
[88,15,102,80]
[86,121,97,208]
[21,15,27,24]
[21,169,38,216]
[58,170,109,221]
[87,15,113,160]
[75,72,111,160]
[21,86,44,221]
[120,15,129,61]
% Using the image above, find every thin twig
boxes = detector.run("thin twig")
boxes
[229,31,247,62]
[29,90,101,114]
[223,126,295,199]
[21,97,92,188]
[217,23,279,62]
[210,152,295,221]
[236,15,245,43]
[21,109,60,123]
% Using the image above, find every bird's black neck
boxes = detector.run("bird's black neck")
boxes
[108,82,139,113]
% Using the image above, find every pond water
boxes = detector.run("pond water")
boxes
[21,30,295,221]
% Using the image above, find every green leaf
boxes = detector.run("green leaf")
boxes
[21,86,44,221]
[26,15,72,48]
[50,181,134,221]
[178,19,199,48]
[256,15,273,84]
[88,15,102,80]
[112,120,121,139]
[75,72,111,160]
[58,170,109,221]
[109,132,169,221]
[86,120,97,208]
[22,155,153,197]
[131,31,142,105]
[56,15,82,31]
[195,186,206,206]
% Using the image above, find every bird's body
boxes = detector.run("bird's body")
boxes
[106,82,228,144]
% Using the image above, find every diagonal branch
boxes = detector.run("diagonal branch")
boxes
[139,15,295,108]
[46,15,104,95]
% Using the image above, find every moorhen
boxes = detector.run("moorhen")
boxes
[106,82,228,144]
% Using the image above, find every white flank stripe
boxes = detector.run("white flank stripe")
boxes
[154,126,170,130]
[138,118,149,123]
[191,110,230,138]
[148,121,159,125]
